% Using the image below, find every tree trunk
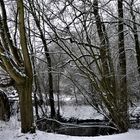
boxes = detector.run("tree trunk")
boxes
[117,0,129,132]
[28,0,56,118]
[93,0,116,94]
[0,0,35,133]
[92,0,129,132]
[16,78,34,133]
[130,0,140,74]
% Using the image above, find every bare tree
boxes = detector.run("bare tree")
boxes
[0,0,35,133]
[27,0,56,118]
[115,0,129,132]
[20,0,139,132]
[129,0,140,74]
[39,0,129,132]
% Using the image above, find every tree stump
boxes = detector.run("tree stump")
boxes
[0,90,10,121]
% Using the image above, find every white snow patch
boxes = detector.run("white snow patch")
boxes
[60,105,104,120]
[0,122,140,140]
[0,117,140,140]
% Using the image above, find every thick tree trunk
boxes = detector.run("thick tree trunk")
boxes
[17,0,35,133]
[0,0,35,133]
[16,78,34,133]
[117,0,129,132]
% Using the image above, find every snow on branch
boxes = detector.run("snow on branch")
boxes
[0,52,25,83]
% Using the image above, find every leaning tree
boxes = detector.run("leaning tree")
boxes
[26,0,130,132]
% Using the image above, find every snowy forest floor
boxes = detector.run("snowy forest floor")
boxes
[0,116,140,140]
[1,95,140,140]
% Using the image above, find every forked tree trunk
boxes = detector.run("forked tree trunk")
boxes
[17,0,35,133]
[0,0,35,133]
[93,0,129,132]
[16,78,34,133]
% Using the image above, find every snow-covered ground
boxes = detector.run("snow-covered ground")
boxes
[1,93,140,140]
[60,105,104,120]
[0,117,140,140]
